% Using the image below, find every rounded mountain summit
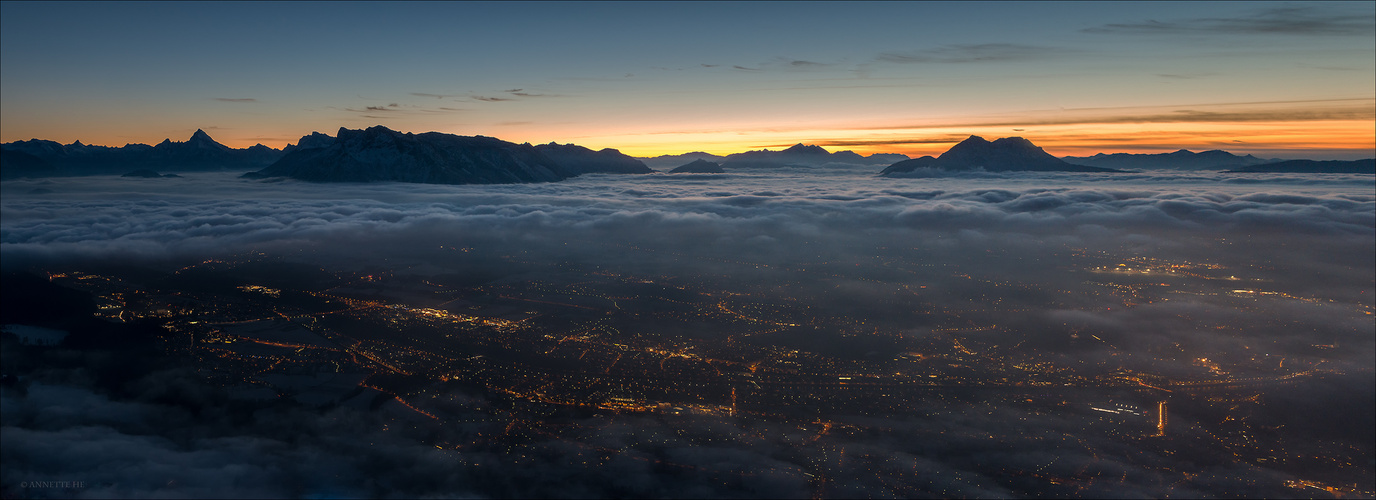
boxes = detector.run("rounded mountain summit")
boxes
[668,159,725,174]
[881,136,1121,176]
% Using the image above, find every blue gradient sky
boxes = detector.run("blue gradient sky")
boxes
[2,1,1372,158]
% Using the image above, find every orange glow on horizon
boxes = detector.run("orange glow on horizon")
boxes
[554,118,1375,160]
[520,96,1376,158]
[7,119,1372,161]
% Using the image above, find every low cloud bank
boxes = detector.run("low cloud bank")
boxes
[2,171,1370,264]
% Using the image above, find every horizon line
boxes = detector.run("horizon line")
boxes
[4,125,1374,162]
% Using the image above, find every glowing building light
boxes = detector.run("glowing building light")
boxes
[1156,401,1167,437]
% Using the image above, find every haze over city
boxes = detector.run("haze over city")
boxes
[1,2,1373,499]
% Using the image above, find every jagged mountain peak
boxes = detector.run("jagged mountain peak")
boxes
[3,129,282,174]
[337,125,401,137]
[161,128,230,151]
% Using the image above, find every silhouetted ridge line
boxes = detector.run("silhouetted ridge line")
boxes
[1063,149,1275,171]
[881,136,1120,175]
[250,126,574,184]
[532,143,652,174]
[668,159,725,174]
[2,129,283,175]
[720,143,908,169]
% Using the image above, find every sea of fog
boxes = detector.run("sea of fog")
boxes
[2,169,1372,265]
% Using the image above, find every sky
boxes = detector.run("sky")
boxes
[1,1,1373,159]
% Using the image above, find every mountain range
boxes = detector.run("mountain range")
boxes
[1062,149,1276,171]
[250,126,573,184]
[1,129,282,177]
[637,147,906,170]
[247,126,653,184]
[4,126,1372,182]
[668,159,725,174]
[881,136,1120,175]
[638,152,727,170]
[531,143,653,175]
[718,144,908,169]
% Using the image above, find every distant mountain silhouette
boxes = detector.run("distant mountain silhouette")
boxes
[638,152,726,170]
[10,127,1362,181]
[668,159,725,174]
[250,126,575,184]
[1226,158,1375,174]
[0,147,58,179]
[864,153,912,165]
[1,129,283,176]
[1063,149,1275,171]
[880,155,938,174]
[721,144,906,169]
[282,132,336,154]
[532,143,652,174]
[881,136,1120,176]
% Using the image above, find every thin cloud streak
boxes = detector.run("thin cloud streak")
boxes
[340,102,464,118]
[808,137,975,148]
[1084,6,1376,36]
[862,100,1376,132]
[409,92,463,100]
[495,95,1373,142]
[877,43,1065,64]
[237,136,297,144]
